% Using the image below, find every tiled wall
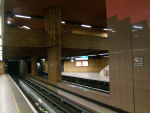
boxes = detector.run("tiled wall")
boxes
[107,16,134,112]
[131,20,150,113]
[106,0,150,113]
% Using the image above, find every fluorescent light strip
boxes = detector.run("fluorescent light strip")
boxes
[15,15,31,19]
[99,53,109,56]
[81,24,92,28]
[21,26,31,30]
[103,28,109,31]
[88,55,97,56]
[103,28,113,31]
[133,25,143,29]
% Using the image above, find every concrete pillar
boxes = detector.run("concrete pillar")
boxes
[31,57,38,76]
[48,47,61,84]
[45,7,62,84]
[45,60,48,73]
[24,60,28,75]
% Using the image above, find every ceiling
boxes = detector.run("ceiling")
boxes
[4,0,106,29]
[4,0,107,59]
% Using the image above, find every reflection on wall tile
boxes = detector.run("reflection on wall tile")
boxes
[107,16,134,112]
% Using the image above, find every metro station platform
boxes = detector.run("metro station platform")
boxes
[0,74,37,113]
[62,72,109,82]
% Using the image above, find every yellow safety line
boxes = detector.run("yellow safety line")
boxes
[8,81,21,113]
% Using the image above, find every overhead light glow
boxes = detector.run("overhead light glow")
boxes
[133,25,143,29]
[61,21,65,24]
[41,59,45,62]
[81,24,92,28]
[103,28,113,31]
[71,59,74,62]
[71,57,75,62]
[21,25,31,30]
[15,14,31,19]
[103,28,109,31]
[7,20,11,24]
[88,55,97,56]
[99,53,109,56]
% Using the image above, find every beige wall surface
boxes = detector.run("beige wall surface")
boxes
[64,58,109,72]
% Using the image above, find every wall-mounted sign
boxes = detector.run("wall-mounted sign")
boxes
[133,57,144,67]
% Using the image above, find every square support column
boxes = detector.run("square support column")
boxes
[48,47,61,84]
[45,7,62,84]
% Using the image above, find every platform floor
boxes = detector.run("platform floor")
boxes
[0,74,36,113]
[62,72,109,82]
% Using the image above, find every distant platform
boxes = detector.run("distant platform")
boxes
[62,72,109,82]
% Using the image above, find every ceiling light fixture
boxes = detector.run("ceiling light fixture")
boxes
[61,21,65,24]
[15,14,31,19]
[7,20,11,24]
[133,25,143,29]
[21,26,31,30]
[99,53,109,56]
[103,28,113,31]
[81,24,92,28]
[88,55,97,56]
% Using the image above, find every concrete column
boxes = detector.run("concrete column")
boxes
[45,7,62,84]
[45,60,48,73]
[31,57,38,76]
[24,60,28,75]
[48,47,61,84]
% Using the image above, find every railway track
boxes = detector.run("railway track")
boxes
[16,77,91,113]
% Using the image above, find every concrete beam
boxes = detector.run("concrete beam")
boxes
[62,32,108,50]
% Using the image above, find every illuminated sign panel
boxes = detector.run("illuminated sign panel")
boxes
[76,61,82,67]
[75,56,88,61]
